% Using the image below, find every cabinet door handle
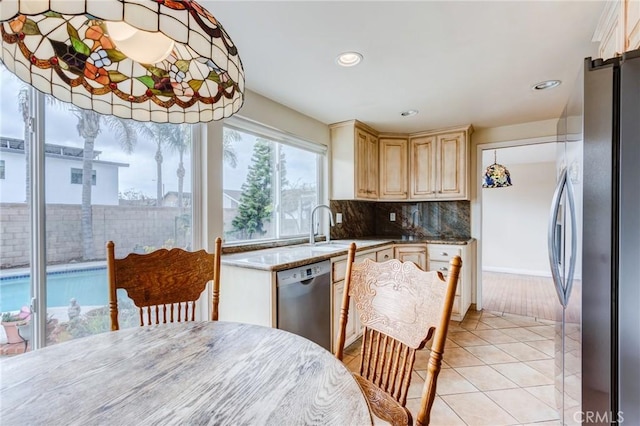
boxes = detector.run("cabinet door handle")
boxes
[440,252,448,256]
[439,267,448,271]
[384,254,389,259]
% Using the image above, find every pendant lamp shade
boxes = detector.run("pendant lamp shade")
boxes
[482,150,512,188]
[0,0,244,123]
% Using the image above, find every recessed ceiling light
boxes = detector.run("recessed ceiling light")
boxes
[532,80,561,91]
[401,109,419,117]
[336,51,363,67]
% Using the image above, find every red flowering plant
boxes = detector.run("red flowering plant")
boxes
[1,306,31,324]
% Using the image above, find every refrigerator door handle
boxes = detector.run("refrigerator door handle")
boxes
[548,168,568,307]
[564,175,577,304]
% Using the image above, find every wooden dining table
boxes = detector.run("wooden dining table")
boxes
[0,321,372,425]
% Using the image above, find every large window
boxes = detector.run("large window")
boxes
[222,121,325,244]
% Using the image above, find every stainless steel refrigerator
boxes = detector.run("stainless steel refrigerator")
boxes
[550,49,640,425]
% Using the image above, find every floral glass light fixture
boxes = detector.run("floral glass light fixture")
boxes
[482,150,512,188]
[0,0,244,123]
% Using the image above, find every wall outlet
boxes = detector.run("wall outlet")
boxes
[336,213,343,224]
[390,212,396,221]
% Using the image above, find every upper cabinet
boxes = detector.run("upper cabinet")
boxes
[356,127,379,199]
[331,120,378,200]
[593,0,640,59]
[331,120,472,201]
[626,0,640,50]
[409,127,471,200]
[379,136,408,200]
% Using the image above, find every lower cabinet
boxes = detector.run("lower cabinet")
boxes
[331,246,381,353]
[332,279,357,352]
[427,241,476,322]
[393,243,427,270]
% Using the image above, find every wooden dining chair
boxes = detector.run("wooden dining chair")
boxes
[106,237,222,331]
[336,242,462,426]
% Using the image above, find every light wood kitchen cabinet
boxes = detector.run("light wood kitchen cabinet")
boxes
[330,120,472,201]
[408,135,436,199]
[356,128,379,199]
[379,136,408,200]
[376,247,394,262]
[331,245,390,352]
[332,279,356,352]
[393,243,427,270]
[409,126,471,200]
[427,240,476,321]
[592,0,640,58]
[330,120,378,200]
[625,0,640,50]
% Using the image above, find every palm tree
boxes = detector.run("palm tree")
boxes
[74,109,137,260]
[223,128,240,168]
[138,124,239,211]
[136,123,178,207]
[168,124,190,210]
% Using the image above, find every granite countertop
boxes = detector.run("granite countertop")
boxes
[221,237,473,271]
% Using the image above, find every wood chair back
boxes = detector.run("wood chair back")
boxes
[336,242,461,426]
[107,237,222,331]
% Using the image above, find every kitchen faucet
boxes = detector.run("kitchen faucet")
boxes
[309,204,335,245]
[411,209,422,227]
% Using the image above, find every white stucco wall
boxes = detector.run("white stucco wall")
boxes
[482,160,556,276]
[0,150,25,202]
[45,157,122,205]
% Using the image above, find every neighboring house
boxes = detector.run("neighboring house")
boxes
[163,191,192,207]
[222,189,242,209]
[222,189,243,237]
[0,136,128,205]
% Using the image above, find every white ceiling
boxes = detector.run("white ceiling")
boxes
[205,1,607,133]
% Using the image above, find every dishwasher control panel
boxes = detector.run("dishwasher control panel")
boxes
[276,260,331,286]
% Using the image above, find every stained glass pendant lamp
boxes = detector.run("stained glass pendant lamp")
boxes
[482,150,513,188]
[0,0,244,123]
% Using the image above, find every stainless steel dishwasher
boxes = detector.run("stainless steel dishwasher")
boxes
[276,260,331,351]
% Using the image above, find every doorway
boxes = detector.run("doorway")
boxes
[477,140,559,320]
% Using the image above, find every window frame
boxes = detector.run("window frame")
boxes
[222,116,327,246]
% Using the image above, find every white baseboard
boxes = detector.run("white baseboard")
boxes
[482,266,551,277]
[482,266,582,280]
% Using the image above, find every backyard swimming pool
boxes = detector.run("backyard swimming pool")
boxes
[0,267,108,312]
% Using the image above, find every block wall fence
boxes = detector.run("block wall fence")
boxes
[0,203,189,269]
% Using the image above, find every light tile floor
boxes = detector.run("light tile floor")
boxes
[343,309,561,426]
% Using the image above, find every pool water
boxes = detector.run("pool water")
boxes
[0,267,108,312]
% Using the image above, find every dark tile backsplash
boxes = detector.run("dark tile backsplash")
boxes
[329,200,377,239]
[330,200,470,240]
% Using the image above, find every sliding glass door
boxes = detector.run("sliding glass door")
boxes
[0,66,196,353]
